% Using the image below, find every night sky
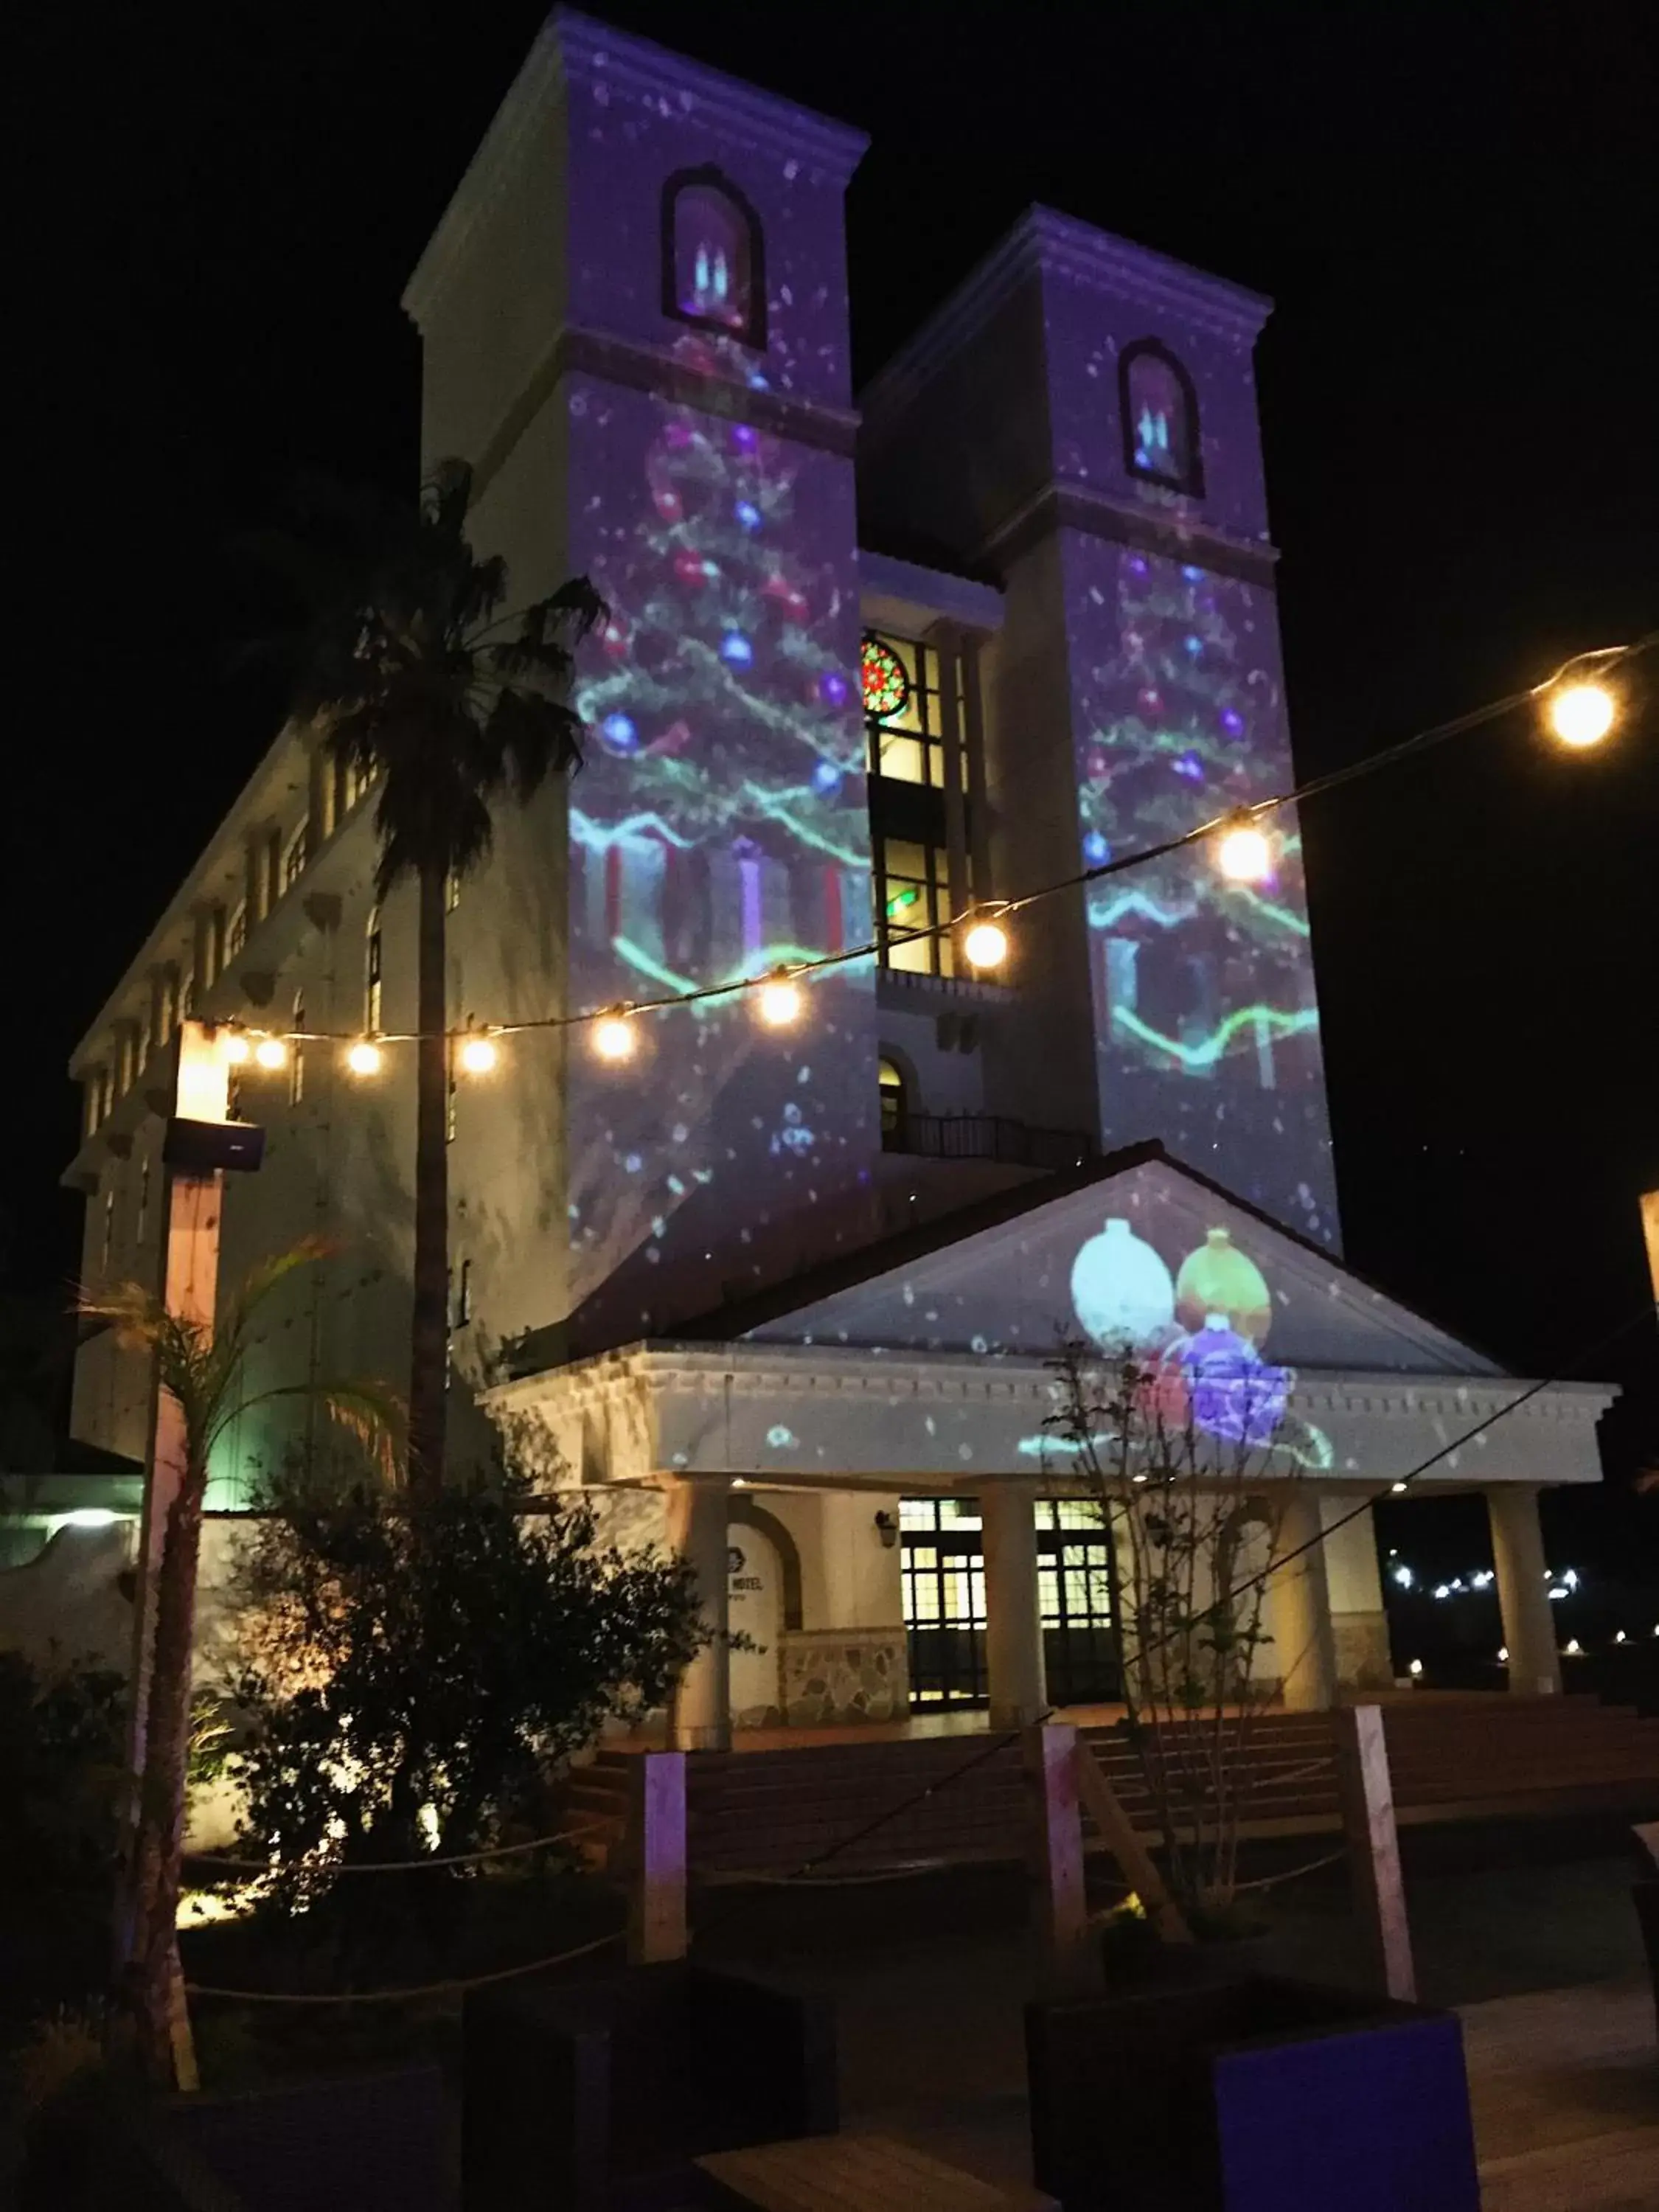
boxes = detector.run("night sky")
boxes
[10,4,1657,1568]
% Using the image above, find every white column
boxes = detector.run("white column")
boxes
[667,1477,731,1750]
[1486,1484,1561,1697]
[981,1482,1046,1728]
[1265,1486,1338,1711]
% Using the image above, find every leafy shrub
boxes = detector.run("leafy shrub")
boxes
[0,1652,126,2028]
[228,1422,705,1906]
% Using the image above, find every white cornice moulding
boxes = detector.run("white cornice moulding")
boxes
[486,1343,1614,1441]
[858,549,1005,636]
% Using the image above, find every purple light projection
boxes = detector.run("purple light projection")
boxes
[1066,537,1338,1245]
[563,334,874,1333]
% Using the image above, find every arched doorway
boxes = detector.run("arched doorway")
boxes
[726,1499,801,1728]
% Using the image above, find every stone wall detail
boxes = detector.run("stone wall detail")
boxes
[1332,1608,1395,1691]
[779,1626,910,1726]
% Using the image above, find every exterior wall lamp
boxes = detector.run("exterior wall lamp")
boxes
[874,1510,900,1549]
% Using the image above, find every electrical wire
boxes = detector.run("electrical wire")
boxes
[212,632,1655,1051]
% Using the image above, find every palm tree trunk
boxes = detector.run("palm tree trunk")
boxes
[408,862,449,1494]
[127,1464,206,2085]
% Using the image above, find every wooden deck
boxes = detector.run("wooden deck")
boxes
[854,1980,1659,2211]
[571,1694,1659,1879]
[1464,1978,1658,2211]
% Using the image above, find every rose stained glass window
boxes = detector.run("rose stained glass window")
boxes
[861,634,911,723]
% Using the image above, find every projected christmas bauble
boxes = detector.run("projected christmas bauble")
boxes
[1175,1228,1272,1344]
[1071,1217,1175,1349]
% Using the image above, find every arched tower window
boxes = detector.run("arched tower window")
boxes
[662,167,766,348]
[1119,339,1203,495]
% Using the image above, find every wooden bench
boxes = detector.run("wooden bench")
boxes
[695,2132,1058,2211]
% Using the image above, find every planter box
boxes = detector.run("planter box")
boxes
[464,1961,837,2211]
[1026,1973,1478,2212]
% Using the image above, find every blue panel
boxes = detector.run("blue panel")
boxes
[1211,2014,1480,2212]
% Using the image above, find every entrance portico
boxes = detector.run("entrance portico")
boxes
[487,1150,1612,1747]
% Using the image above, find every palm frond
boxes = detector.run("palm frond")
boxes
[226,1378,406,1484]
[77,1277,167,1349]
[215,1237,335,1352]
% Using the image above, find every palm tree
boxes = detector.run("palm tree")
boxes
[83,1242,400,2086]
[282,461,602,1492]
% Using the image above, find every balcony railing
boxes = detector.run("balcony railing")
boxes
[882,1111,1096,1172]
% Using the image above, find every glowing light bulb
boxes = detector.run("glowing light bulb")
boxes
[1564,1638,1582,1656]
[1390,1480,1409,1495]
[1614,1630,1627,1644]
[253,1037,286,1071]
[593,1010,636,1063]
[458,1035,498,1076]
[1545,679,1615,748]
[1215,818,1273,884]
[757,970,802,1028]
[962,917,1010,972]
[223,1034,251,1065]
[346,1040,383,1077]
[1408,1658,1424,1677]
[1497,1646,1509,1663]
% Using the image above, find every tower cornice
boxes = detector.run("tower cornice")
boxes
[862,206,1272,436]
[405,9,866,328]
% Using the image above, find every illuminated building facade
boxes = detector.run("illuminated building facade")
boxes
[55,13,1607,1739]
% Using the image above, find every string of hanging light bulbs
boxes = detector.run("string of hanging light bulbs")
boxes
[214,639,1649,1079]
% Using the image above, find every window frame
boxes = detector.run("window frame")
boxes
[874,832,955,978]
[365,916,383,1035]
[1119,337,1205,496]
[661,164,768,351]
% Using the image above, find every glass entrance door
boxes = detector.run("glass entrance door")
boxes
[899,1497,987,1708]
[1037,1498,1122,1707]
[900,1495,1121,1711]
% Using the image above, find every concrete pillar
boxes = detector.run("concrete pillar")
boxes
[1486,1484,1561,1697]
[667,1476,731,1750]
[981,1481,1046,1728]
[1321,1497,1393,1693]
[1265,1485,1338,1711]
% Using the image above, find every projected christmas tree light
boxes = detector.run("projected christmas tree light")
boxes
[1071,543,1339,1246]
[563,331,875,1318]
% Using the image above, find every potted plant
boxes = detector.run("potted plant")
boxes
[1043,1340,1298,1957]
[1025,1346,1481,2211]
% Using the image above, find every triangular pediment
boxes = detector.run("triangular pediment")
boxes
[739,1153,1503,1378]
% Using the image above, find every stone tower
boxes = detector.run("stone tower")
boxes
[403,11,878,1358]
[861,212,1342,1249]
